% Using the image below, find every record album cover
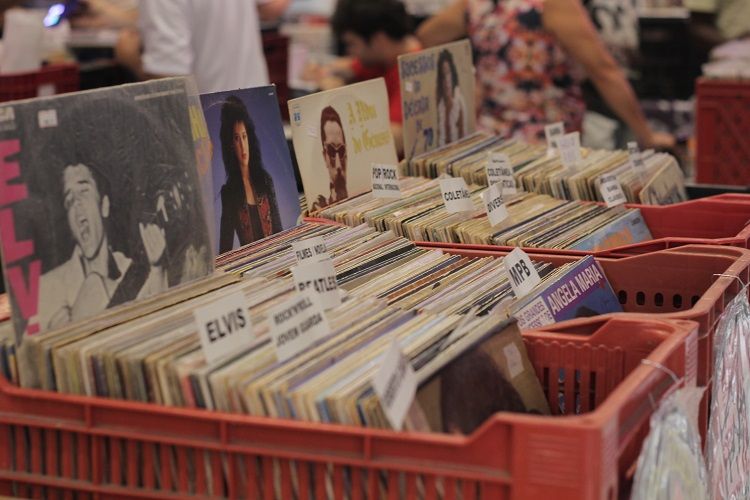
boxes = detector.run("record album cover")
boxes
[0,78,214,343]
[398,39,476,160]
[200,86,301,255]
[288,78,398,212]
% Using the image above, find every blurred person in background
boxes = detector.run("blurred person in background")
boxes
[115,0,289,94]
[304,0,422,156]
[688,0,750,53]
[72,0,137,29]
[417,0,674,149]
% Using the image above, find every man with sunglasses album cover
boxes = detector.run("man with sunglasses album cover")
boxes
[288,79,399,214]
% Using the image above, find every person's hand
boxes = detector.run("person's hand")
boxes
[643,131,676,151]
[140,222,166,266]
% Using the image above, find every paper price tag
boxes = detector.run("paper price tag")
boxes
[599,174,627,207]
[371,163,402,198]
[291,257,341,310]
[439,177,474,213]
[372,340,417,431]
[545,122,564,150]
[627,141,648,181]
[486,153,517,194]
[558,132,582,170]
[292,236,328,264]
[193,292,253,364]
[482,183,510,227]
[269,293,330,362]
[38,109,58,128]
[504,248,541,299]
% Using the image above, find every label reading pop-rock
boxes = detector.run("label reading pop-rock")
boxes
[482,182,510,227]
[439,176,474,213]
[193,291,253,364]
[269,293,330,362]
[292,236,329,264]
[487,153,517,194]
[372,340,417,431]
[291,257,341,310]
[371,163,402,198]
[599,174,627,207]
[558,132,582,170]
[504,247,542,299]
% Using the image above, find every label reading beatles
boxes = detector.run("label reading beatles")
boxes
[291,257,341,310]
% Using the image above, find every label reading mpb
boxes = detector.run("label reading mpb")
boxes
[193,292,253,364]
[558,132,582,169]
[291,257,341,310]
[372,340,417,431]
[482,183,510,227]
[599,174,627,207]
[504,248,542,299]
[269,293,330,362]
[292,236,329,264]
[371,163,402,198]
[486,153,517,194]
[439,177,474,213]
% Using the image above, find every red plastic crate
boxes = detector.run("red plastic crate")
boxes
[696,78,750,185]
[0,316,696,499]
[0,64,80,103]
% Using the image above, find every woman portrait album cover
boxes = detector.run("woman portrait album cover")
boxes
[200,86,301,255]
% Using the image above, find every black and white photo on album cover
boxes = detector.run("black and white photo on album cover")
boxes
[0,78,214,342]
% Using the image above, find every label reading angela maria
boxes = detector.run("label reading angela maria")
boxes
[292,236,329,264]
[486,153,517,194]
[291,257,341,310]
[482,182,510,227]
[269,293,330,362]
[439,176,474,213]
[371,163,402,198]
[193,291,253,364]
[504,247,542,299]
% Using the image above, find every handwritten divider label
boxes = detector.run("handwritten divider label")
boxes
[545,122,565,155]
[371,163,402,199]
[487,153,517,194]
[439,177,474,213]
[372,340,417,431]
[292,236,329,264]
[193,292,253,364]
[504,248,542,299]
[269,293,330,362]
[627,141,648,182]
[599,174,627,207]
[558,132,582,170]
[482,183,510,227]
[291,257,341,310]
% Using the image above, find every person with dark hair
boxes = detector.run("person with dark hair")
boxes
[435,48,468,146]
[218,96,282,253]
[312,105,348,211]
[305,0,422,156]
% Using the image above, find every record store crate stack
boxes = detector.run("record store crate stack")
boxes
[0,316,695,500]
[695,78,750,186]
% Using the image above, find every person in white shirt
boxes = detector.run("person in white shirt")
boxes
[115,0,289,94]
